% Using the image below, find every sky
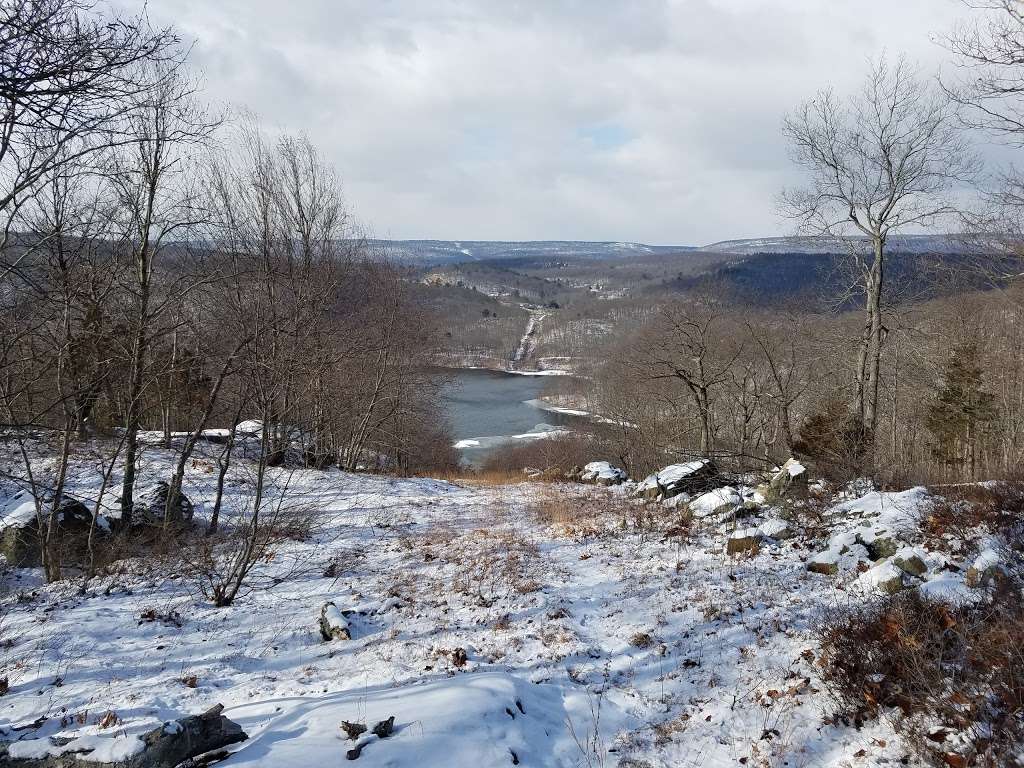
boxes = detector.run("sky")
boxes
[119,0,1004,245]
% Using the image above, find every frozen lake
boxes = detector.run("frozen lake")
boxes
[438,369,585,465]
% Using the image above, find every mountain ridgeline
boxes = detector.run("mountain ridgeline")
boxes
[389,234,1000,309]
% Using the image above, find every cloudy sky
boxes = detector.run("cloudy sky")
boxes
[121,1,999,245]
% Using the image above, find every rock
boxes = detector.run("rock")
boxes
[319,601,351,641]
[634,460,719,500]
[765,458,808,503]
[807,561,838,575]
[0,491,98,567]
[726,528,762,555]
[132,482,194,528]
[808,550,840,575]
[965,549,1000,587]
[580,462,627,486]
[341,721,367,740]
[859,561,906,594]
[759,518,793,540]
[892,547,928,577]
[371,716,395,739]
[0,703,246,767]
[688,486,742,519]
[346,742,365,760]
[855,527,900,561]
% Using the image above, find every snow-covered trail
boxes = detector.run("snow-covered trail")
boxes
[0,453,936,767]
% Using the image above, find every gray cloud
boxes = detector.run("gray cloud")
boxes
[123,0,982,244]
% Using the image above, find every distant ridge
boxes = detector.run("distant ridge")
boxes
[698,233,984,256]
[368,234,989,266]
[369,239,695,265]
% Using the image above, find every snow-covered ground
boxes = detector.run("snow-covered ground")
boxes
[0,444,994,766]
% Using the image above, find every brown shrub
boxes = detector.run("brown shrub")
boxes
[532,489,656,540]
[792,398,871,482]
[480,434,606,476]
[819,585,1024,767]
[923,481,1024,546]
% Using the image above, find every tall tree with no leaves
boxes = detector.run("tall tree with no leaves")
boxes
[0,0,179,257]
[780,56,976,458]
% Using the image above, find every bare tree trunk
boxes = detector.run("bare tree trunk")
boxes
[164,339,247,534]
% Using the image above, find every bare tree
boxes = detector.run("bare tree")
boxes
[109,64,217,528]
[942,1,1024,282]
[0,0,179,258]
[944,1,1024,139]
[629,296,741,457]
[780,56,976,457]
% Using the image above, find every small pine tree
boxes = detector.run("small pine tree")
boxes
[925,342,997,477]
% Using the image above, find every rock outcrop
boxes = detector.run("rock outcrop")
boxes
[634,460,719,501]
[0,703,246,767]
[579,462,627,486]
[131,482,194,528]
[0,491,98,567]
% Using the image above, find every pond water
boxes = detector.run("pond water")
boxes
[438,369,586,466]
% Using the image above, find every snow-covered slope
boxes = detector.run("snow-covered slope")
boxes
[0,444,999,767]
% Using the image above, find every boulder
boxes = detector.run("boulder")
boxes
[319,602,351,641]
[807,550,840,575]
[132,482,194,528]
[965,549,1000,588]
[0,491,96,567]
[854,526,900,561]
[0,703,246,767]
[765,458,808,503]
[635,460,719,501]
[759,518,793,540]
[580,462,627,486]
[892,547,928,578]
[688,486,742,519]
[726,528,762,555]
[859,561,906,595]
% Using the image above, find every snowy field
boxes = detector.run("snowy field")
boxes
[0,442,992,767]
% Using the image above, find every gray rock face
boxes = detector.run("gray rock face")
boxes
[0,703,246,767]
[131,482,194,528]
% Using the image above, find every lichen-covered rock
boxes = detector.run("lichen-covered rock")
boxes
[854,527,900,561]
[858,561,906,594]
[807,557,839,575]
[892,547,928,577]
